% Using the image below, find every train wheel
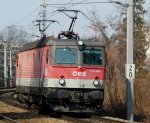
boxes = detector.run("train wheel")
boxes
[39,105,48,115]
[17,93,26,103]
[48,104,61,117]
[27,102,32,109]
[48,104,56,116]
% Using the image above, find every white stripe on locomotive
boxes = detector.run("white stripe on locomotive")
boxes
[16,78,105,89]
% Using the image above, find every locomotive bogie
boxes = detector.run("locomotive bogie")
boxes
[16,86,104,112]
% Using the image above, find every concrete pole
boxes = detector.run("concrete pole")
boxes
[3,40,7,87]
[127,0,134,121]
[9,47,12,87]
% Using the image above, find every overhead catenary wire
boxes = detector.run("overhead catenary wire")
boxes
[46,0,128,28]
[12,2,47,38]
[46,0,128,9]
[46,0,76,17]
[62,0,75,7]
[46,0,97,28]
[13,25,33,28]
[12,6,41,26]
[46,0,126,19]
[47,0,88,19]
[46,1,113,6]
[15,0,108,26]
[11,0,126,38]
[9,0,126,29]
[45,0,104,37]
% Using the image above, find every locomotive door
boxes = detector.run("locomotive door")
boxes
[39,48,44,87]
[16,63,22,86]
[40,47,49,88]
[32,48,44,89]
[16,55,22,86]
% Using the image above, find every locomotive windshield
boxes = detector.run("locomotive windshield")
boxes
[55,48,77,64]
[83,48,103,65]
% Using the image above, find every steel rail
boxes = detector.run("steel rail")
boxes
[61,115,91,123]
[0,87,16,89]
[0,114,20,123]
[0,88,16,93]
[91,115,136,123]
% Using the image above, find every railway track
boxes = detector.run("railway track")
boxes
[0,87,16,94]
[61,114,135,123]
[90,115,135,123]
[0,87,16,90]
[61,115,91,123]
[0,114,20,123]
[0,92,136,123]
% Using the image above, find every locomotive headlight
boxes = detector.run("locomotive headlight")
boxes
[77,40,84,46]
[59,79,65,85]
[77,41,85,51]
[93,80,99,86]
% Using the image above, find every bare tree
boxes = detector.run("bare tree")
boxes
[87,2,150,119]
[0,25,31,87]
[87,11,110,45]
[87,10,127,116]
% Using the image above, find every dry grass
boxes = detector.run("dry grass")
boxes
[134,74,150,122]
[103,80,126,118]
[17,118,67,123]
[0,101,68,123]
[104,45,150,122]
[0,101,26,113]
[103,72,150,122]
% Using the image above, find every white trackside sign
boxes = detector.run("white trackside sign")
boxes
[125,64,135,79]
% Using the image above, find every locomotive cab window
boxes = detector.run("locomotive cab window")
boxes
[83,48,103,65]
[55,48,77,64]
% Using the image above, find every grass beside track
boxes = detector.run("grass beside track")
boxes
[0,101,67,123]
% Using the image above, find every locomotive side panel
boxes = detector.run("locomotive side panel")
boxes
[16,47,45,95]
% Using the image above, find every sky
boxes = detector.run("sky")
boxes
[0,0,150,40]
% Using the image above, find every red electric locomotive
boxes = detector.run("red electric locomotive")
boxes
[16,9,107,113]
[16,36,106,113]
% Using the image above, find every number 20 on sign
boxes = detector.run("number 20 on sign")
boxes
[125,64,135,79]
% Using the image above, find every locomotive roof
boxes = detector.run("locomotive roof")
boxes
[20,36,105,52]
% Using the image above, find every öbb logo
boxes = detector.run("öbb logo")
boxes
[73,71,86,77]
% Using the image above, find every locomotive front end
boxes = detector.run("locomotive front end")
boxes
[44,39,106,112]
